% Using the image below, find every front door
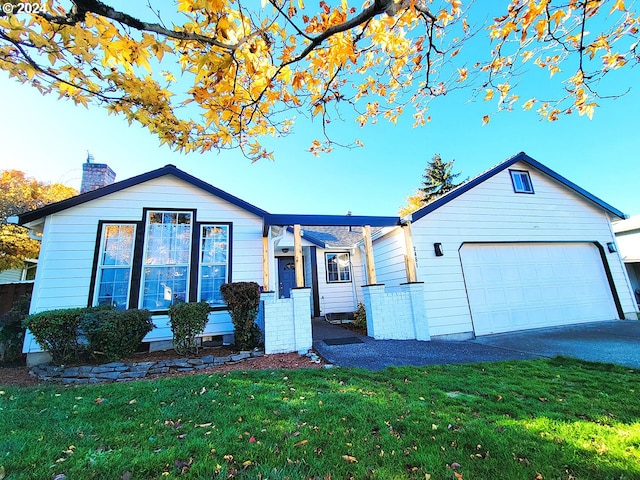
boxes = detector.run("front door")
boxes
[278,257,297,298]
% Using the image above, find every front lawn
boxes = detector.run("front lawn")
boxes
[1,357,639,479]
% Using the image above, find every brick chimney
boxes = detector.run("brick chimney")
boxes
[80,152,116,193]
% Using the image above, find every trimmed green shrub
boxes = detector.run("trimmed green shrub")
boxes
[353,302,367,332]
[24,306,103,364]
[0,293,30,364]
[168,301,210,356]
[220,282,261,351]
[80,308,153,362]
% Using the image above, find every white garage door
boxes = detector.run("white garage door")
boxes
[460,243,618,336]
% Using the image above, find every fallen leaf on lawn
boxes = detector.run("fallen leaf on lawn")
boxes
[535,474,543,479]
[128,399,137,404]
[454,473,463,479]
[342,455,358,463]
[450,462,461,470]
[199,387,207,395]
[496,395,502,401]
[425,475,431,480]
[539,397,548,402]
[0,466,5,480]
[249,436,256,443]
[52,475,66,480]
[176,434,187,439]
[95,397,104,404]
[294,439,308,447]
[242,460,252,467]
[195,423,212,428]
[223,455,234,462]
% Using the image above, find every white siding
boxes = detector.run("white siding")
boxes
[371,228,407,287]
[0,268,23,284]
[374,161,637,337]
[614,229,640,263]
[317,248,363,315]
[25,175,265,352]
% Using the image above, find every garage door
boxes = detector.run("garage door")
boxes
[460,243,618,336]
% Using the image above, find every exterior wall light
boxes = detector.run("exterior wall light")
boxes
[434,243,444,257]
[607,242,617,253]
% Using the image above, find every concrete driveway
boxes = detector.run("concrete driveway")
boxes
[312,318,640,370]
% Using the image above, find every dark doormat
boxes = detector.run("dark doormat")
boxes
[323,337,364,346]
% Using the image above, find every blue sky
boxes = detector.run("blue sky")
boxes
[1,8,639,218]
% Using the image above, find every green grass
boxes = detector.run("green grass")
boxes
[1,357,639,479]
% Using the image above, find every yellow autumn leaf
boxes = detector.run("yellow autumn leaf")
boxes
[610,0,626,13]
[342,455,358,463]
[482,115,490,125]
[484,89,494,101]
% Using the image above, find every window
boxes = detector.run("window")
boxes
[510,170,534,194]
[95,224,135,309]
[199,225,229,306]
[140,211,192,310]
[326,252,351,283]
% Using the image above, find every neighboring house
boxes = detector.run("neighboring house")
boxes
[17,152,638,364]
[612,215,640,305]
[0,259,37,284]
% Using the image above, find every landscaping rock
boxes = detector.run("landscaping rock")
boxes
[28,348,267,384]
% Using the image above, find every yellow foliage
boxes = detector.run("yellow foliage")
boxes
[0,0,635,160]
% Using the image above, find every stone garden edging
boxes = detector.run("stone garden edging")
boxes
[29,349,266,384]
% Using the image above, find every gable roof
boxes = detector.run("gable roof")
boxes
[18,164,403,231]
[410,152,626,222]
[18,164,271,225]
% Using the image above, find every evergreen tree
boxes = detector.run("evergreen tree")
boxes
[420,154,464,203]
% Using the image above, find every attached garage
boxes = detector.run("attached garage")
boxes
[460,242,620,336]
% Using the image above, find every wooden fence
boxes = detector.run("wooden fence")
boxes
[0,282,34,315]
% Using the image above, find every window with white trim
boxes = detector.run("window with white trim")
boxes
[140,211,192,310]
[199,225,229,306]
[326,252,351,283]
[95,224,135,309]
[510,170,534,194]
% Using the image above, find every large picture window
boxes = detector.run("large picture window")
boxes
[140,211,193,310]
[95,224,135,309]
[326,252,351,283]
[199,225,229,306]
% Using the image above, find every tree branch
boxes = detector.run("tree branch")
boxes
[37,0,236,51]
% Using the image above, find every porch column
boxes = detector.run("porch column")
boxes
[293,224,304,287]
[362,225,377,284]
[262,235,270,291]
[401,221,418,283]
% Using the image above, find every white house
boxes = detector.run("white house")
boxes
[612,215,640,305]
[17,152,638,364]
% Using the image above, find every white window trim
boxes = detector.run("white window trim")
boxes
[198,224,230,306]
[325,252,352,283]
[139,210,193,311]
[93,223,136,309]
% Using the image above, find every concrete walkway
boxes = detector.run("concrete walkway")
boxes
[312,317,640,370]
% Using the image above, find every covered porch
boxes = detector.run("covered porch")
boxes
[257,214,431,354]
